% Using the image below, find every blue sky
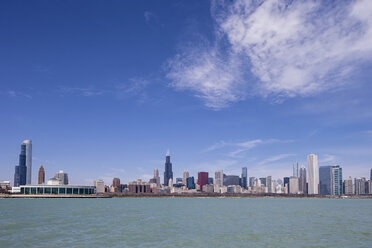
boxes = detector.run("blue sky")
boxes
[1,0,371,185]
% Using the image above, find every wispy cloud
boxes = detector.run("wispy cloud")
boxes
[203,138,293,157]
[319,154,337,163]
[166,0,372,109]
[7,90,32,99]
[258,154,296,165]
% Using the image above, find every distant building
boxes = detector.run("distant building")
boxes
[299,166,307,194]
[38,166,45,184]
[198,172,208,191]
[259,178,266,187]
[202,184,214,193]
[54,170,69,185]
[307,154,319,194]
[112,178,120,188]
[176,178,183,184]
[128,179,151,193]
[289,177,299,194]
[293,162,299,177]
[249,177,255,187]
[186,177,195,189]
[224,175,240,186]
[319,165,343,196]
[355,178,366,195]
[343,177,353,195]
[13,141,30,186]
[153,169,161,185]
[183,171,189,185]
[94,180,105,193]
[241,167,248,189]
[215,170,223,187]
[370,168,372,181]
[163,150,173,186]
[208,177,214,185]
[266,176,272,193]
[283,177,290,193]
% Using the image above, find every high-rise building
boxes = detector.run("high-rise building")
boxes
[22,140,32,185]
[266,176,272,193]
[13,140,31,186]
[224,175,240,186]
[259,177,266,187]
[289,177,299,194]
[186,177,195,189]
[307,154,319,194]
[197,172,208,191]
[343,177,353,195]
[319,165,343,196]
[299,166,307,194]
[355,178,366,195]
[241,167,248,189]
[208,177,214,185]
[154,169,160,185]
[293,162,299,178]
[215,170,223,187]
[163,150,173,186]
[183,171,189,185]
[370,168,372,181]
[283,177,290,193]
[176,178,183,184]
[54,170,69,185]
[112,178,120,188]
[38,166,45,184]
[94,180,105,193]
[249,177,255,187]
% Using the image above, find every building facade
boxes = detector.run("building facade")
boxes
[38,166,45,184]
[183,171,189,186]
[307,154,319,194]
[198,172,209,191]
[319,165,343,196]
[241,167,248,189]
[186,176,195,189]
[215,170,223,187]
[163,151,173,186]
[299,166,307,194]
[343,177,353,195]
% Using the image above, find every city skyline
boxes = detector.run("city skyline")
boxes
[1,0,372,185]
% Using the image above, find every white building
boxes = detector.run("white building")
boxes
[182,171,189,185]
[307,154,319,194]
[22,140,32,185]
[94,180,105,193]
[289,177,300,194]
[215,170,223,187]
[343,177,353,195]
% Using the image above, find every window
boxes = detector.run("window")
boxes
[37,187,43,194]
[73,188,78,194]
[79,188,84,194]
[31,188,36,194]
[59,188,65,194]
[25,188,30,194]
[52,188,58,194]
[67,188,72,194]
[44,187,51,194]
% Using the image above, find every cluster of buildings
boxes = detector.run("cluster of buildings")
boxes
[2,140,372,197]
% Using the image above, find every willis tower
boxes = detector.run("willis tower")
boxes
[164,150,173,186]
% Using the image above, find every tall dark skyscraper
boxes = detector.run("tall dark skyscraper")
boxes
[299,166,307,194]
[163,150,173,186]
[14,142,27,186]
[241,167,247,189]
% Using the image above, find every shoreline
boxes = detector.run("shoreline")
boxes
[1,193,372,199]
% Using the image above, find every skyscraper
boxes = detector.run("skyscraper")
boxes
[38,166,45,184]
[112,178,120,188]
[343,177,353,195]
[13,141,29,186]
[22,140,32,185]
[163,150,173,186]
[293,162,299,178]
[54,170,69,185]
[241,167,247,189]
[154,169,160,185]
[266,176,272,193]
[249,177,255,187]
[215,170,223,187]
[197,172,208,191]
[299,166,307,194]
[307,154,319,194]
[183,171,189,185]
[186,177,195,189]
[319,165,343,196]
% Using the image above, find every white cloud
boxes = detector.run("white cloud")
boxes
[203,138,293,157]
[258,153,295,165]
[166,0,372,108]
[319,154,337,164]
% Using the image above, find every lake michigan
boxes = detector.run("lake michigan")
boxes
[0,198,371,247]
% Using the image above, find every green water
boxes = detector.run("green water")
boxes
[0,198,371,247]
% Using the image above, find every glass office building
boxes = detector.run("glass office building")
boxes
[18,185,96,195]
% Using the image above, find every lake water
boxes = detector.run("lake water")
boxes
[0,198,371,247]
